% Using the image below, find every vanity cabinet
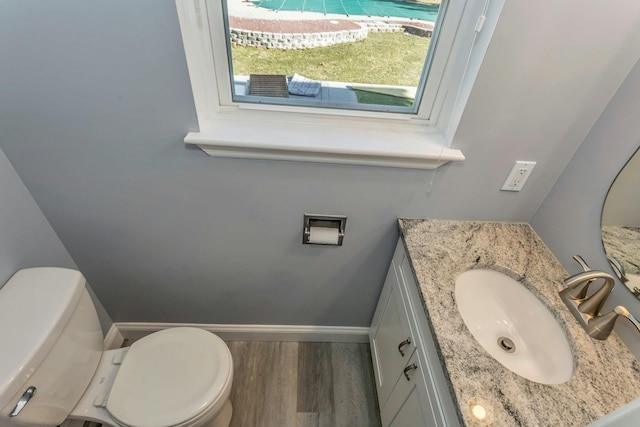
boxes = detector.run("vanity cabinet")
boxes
[370,241,460,427]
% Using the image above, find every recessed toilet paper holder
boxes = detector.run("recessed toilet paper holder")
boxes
[303,214,347,246]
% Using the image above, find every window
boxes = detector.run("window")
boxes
[223,0,440,114]
[176,0,503,168]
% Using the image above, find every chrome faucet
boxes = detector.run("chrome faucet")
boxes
[560,270,615,318]
[560,255,640,340]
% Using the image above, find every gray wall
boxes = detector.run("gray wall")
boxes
[0,144,113,334]
[1,1,638,326]
[0,147,76,284]
[531,59,640,358]
[602,149,640,227]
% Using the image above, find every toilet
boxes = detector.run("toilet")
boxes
[0,268,233,427]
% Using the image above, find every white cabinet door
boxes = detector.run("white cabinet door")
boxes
[381,353,433,427]
[370,261,417,408]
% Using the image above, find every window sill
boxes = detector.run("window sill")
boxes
[184,109,465,169]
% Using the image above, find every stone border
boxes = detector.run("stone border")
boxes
[230,23,368,49]
[230,21,432,50]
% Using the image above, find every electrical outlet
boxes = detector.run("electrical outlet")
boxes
[501,161,536,191]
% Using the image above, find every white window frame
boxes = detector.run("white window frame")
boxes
[176,0,503,169]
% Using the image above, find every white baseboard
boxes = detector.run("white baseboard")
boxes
[104,322,370,349]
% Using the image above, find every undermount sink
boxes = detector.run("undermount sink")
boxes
[455,269,573,385]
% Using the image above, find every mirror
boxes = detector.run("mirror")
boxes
[601,146,640,299]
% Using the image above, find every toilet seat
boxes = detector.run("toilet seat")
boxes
[106,328,232,427]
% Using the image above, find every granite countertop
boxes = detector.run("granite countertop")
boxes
[601,225,640,275]
[399,219,640,427]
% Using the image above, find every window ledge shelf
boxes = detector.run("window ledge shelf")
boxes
[184,109,465,169]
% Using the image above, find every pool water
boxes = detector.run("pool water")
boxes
[252,0,439,21]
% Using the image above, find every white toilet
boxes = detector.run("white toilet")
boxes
[0,268,233,427]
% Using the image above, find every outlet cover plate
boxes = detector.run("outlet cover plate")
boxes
[501,161,536,191]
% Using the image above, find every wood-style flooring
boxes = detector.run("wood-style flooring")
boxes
[117,339,381,427]
[227,341,381,427]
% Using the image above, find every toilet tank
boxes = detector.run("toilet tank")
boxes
[0,268,103,427]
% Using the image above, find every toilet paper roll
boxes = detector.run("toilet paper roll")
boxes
[308,227,340,245]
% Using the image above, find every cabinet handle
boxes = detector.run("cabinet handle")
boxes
[397,338,412,356]
[403,363,418,381]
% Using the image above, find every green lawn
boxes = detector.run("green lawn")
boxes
[230,32,430,87]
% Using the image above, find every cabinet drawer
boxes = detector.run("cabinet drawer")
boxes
[370,260,418,408]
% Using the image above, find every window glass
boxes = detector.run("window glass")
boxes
[223,0,444,113]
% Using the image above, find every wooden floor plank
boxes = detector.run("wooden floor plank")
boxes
[227,341,254,427]
[264,342,299,426]
[331,343,382,427]
[296,412,319,427]
[228,341,298,427]
[358,344,383,426]
[297,342,335,427]
[188,340,380,427]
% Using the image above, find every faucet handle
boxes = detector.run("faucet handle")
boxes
[607,255,628,282]
[573,255,591,272]
[562,270,615,314]
[565,255,593,299]
[617,306,640,332]
[587,306,640,340]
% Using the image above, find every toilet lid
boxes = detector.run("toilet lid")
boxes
[106,328,232,427]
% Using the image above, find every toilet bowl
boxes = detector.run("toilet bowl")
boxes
[72,328,233,427]
[0,268,234,427]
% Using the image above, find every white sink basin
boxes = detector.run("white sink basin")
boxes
[455,269,573,385]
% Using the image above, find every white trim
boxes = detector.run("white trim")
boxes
[186,116,465,169]
[236,102,414,121]
[186,109,464,169]
[175,0,220,125]
[417,0,471,123]
[110,322,370,343]
[439,0,505,141]
[187,111,466,169]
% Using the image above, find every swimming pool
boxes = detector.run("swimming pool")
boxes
[252,0,439,22]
